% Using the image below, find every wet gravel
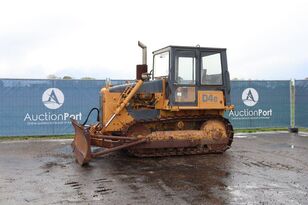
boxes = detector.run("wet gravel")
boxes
[0,132,307,204]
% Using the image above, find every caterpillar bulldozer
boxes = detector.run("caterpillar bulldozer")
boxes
[71,41,234,165]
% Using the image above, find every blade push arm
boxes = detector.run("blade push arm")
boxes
[104,79,144,128]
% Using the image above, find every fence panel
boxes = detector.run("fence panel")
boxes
[295,80,308,128]
[0,79,292,136]
[225,81,291,128]
[0,79,108,136]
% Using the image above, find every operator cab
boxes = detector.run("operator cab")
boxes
[152,46,231,107]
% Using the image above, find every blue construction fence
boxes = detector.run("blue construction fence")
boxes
[225,81,291,128]
[0,79,127,136]
[295,80,308,128]
[0,79,307,136]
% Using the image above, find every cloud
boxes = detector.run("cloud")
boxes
[0,0,308,79]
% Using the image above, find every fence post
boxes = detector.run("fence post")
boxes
[289,79,298,133]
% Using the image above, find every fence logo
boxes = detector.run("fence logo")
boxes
[24,88,81,125]
[42,88,64,109]
[242,88,259,107]
[229,87,272,120]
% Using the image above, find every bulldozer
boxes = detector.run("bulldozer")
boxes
[71,41,234,165]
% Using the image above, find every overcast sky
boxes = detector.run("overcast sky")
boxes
[0,0,307,80]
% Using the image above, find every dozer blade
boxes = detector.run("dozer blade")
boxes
[71,119,92,165]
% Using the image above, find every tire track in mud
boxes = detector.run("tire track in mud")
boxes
[93,178,113,197]
[232,143,308,199]
[64,178,114,200]
[234,145,307,172]
[270,150,308,169]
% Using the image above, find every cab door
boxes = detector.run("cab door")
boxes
[169,49,199,106]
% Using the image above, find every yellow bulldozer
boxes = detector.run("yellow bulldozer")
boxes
[71,41,234,165]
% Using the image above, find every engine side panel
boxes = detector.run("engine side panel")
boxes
[101,90,134,132]
[101,80,163,133]
[102,79,227,133]
[126,109,160,121]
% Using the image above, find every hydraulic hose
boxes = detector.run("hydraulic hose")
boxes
[82,107,100,126]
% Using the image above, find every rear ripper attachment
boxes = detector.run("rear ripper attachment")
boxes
[71,41,234,165]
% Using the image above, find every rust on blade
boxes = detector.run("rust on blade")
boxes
[71,118,148,164]
[71,119,92,165]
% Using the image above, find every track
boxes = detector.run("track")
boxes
[126,115,234,157]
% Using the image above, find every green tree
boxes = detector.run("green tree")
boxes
[63,76,73,80]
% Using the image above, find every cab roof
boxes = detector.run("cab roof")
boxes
[152,45,227,55]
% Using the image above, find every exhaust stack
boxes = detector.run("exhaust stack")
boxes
[138,41,147,65]
[136,41,148,80]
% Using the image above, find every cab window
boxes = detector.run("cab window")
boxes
[201,53,222,85]
[175,51,196,84]
[154,52,169,78]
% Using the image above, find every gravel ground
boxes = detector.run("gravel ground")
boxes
[0,132,307,205]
